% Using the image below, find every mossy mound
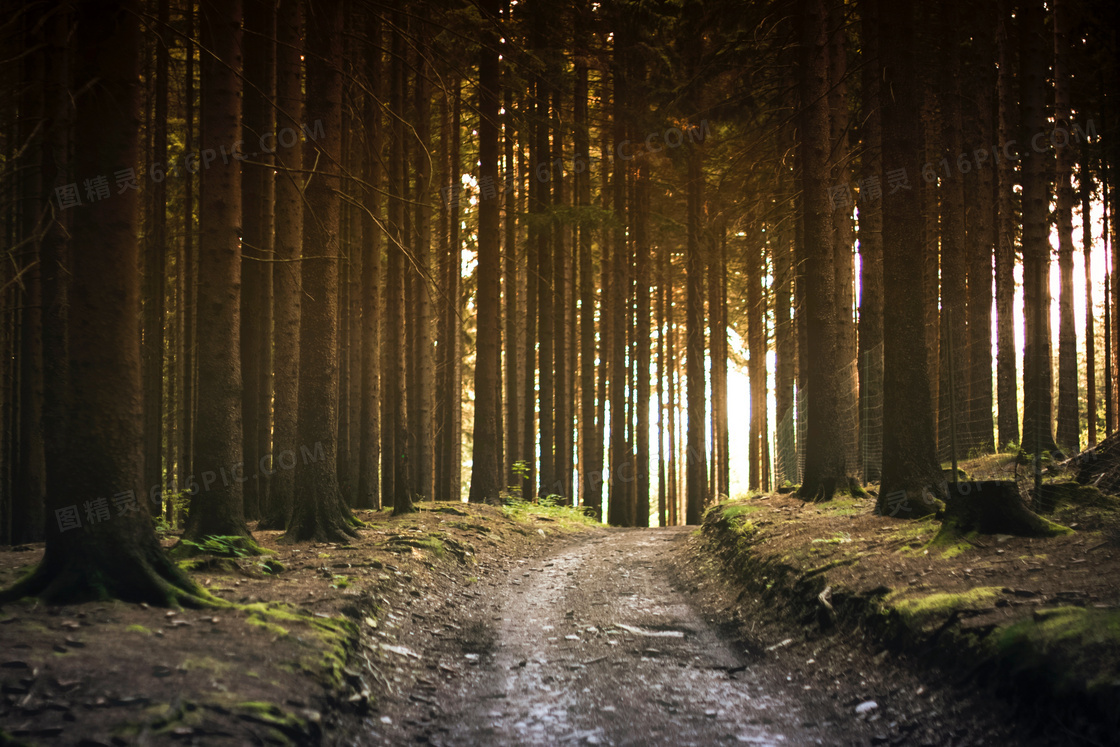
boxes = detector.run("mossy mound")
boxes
[993,607,1120,731]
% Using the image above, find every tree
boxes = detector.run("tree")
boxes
[857,0,884,483]
[796,0,860,502]
[1020,0,1061,460]
[937,0,968,465]
[261,0,303,529]
[1053,0,1079,453]
[240,0,276,521]
[182,0,251,544]
[994,0,1019,450]
[468,0,503,505]
[876,0,943,516]
[283,0,358,542]
[358,11,383,510]
[0,0,208,606]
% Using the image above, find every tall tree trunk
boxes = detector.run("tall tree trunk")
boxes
[240,0,275,521]
[575,59,597,512]
[634,159,652,524]
[857,0,884,483]
[184,0,251,542]
[262,0,303,529]
[937,0,969,467]
[684,138,708,522]
[436,79,462,503]
[12,4,46,544]
[503,55,520,490]
[553,89,572,502]
[1,0,207,606]
[38,0,70,548]
[796,0,859,502]
[775,113,797,487]
[358,11,382,510]
[1053,0,1079,453]
[143,0,169,520]
[963,2,996,456]
[746,233,766,492]
[1020,0,1061,459]
[995,0,1019,450]
[468,0,503,505]
[413,22,434,502]
[180,0,197,512]
[656,246,667,524]
[383,10,412,513]
[609,36,633,525]
[877,0,944,516]
[828,0,858,473]
[1083,157,1097,447]
[537,86,555,501]
[283,0,356,541]
[666,259,679,525]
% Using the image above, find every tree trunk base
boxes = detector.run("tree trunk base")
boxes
[939,480,1072,537]
[0,545,218,608]
[281,492,359,544]
[797,476,866,503]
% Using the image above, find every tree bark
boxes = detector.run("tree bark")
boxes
[1053,0,1079,453]
[796,0,859,502]
[184,0,251,542]
[282,0,357,542]
[468,0,503,505]
[857,0,883,484]
[936,0,969,466]
[877,0,944,516]
[240,0,275,521]
[1,0,208,606]
[261,0,302,529]
[1020,0,1061,459]
[1083,156,1097,447]
[995,0,1019,450]
[358,12,382,510]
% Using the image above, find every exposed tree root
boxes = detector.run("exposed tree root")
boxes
[0,546,227,609]
[938,480,1072,539]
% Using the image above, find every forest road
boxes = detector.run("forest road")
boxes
[377,527,877,746]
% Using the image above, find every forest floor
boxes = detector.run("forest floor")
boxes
[0,501,594,746]
[697,452,1120,747]
[1,453,1118,746]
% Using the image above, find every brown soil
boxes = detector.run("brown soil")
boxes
[0,502,581,746]
[693,454,1120,745]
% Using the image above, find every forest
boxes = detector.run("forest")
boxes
[0,0,1118,590]
[2,0,1120,743]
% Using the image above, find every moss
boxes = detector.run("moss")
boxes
[126,624,153,635]
[818,498,865,516]
[170,535,273,560]
[890,587,1002,627]
[995,606,1120,699]
[179,656,233,673]
[259,559,286,574]
[0,730,32,747]
[236,602,357,689]
[234,700,308,730]
[247,615,290,637]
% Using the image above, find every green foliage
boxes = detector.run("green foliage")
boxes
[500,497,601,529]
[179,535,270,559]
[811,531,852,545]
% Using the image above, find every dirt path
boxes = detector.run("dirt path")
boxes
[370,527,1050,747]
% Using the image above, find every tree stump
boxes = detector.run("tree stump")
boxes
[940,481,1071,538]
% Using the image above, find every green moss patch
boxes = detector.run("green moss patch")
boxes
[890,587,1002,628]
